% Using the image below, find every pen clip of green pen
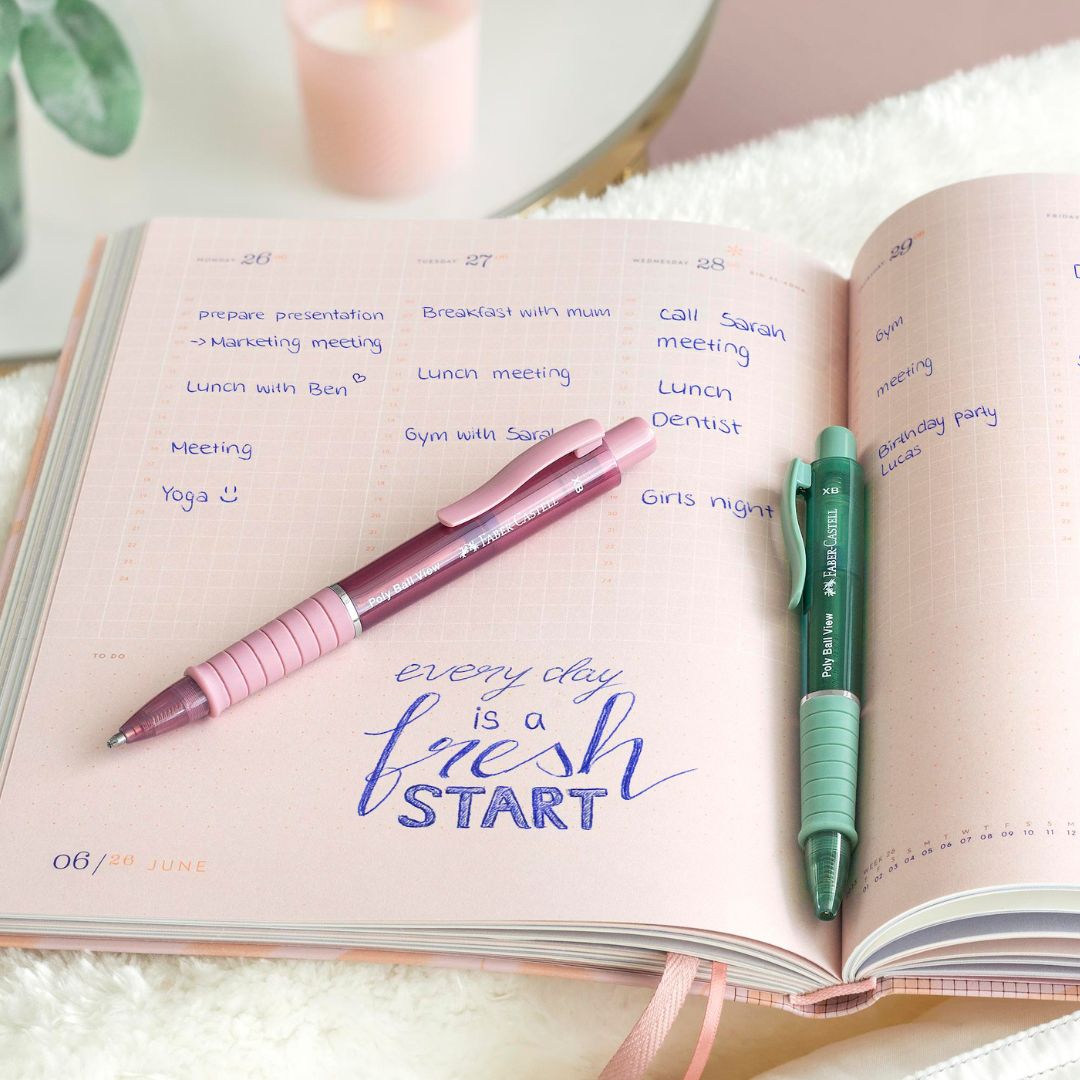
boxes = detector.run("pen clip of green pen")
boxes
[781,457,813,610]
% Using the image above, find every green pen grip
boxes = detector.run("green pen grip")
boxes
[797,694,859,848]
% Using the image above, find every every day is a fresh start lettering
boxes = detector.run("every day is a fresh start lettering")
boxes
[355,659,693,831]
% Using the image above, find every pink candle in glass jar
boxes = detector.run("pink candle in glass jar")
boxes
[286,0,479,196]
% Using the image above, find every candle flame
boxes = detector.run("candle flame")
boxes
[366,0,395,36]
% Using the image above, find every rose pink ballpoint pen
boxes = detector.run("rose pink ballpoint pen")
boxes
[107,417,655,747]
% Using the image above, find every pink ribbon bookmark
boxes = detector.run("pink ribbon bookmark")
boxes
[601,954,728,1080]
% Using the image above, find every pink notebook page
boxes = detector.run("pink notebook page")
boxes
[845,175,1080,975]
[0,219,845,978]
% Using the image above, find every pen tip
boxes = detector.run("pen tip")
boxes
[106,733,126,748]
[805,833,851,921]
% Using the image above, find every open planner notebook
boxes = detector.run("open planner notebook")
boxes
[2,174,1079,1017]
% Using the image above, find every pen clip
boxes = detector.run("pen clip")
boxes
[781,457,813,609]
[437,419,606,527]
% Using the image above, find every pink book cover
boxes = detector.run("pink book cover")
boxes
[0,238,105,601]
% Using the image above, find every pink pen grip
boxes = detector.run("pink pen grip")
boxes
[186,587,355,716]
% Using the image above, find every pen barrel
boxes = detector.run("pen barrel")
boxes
[797,694,860,848]
[186,588,356,717]
[184,443,624,719]
[804,456,865,698]
[338,443,622,630]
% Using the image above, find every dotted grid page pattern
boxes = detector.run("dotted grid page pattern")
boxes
[844,176,1080,970]
[0,219,845,978]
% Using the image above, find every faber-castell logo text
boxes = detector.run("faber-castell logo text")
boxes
[457,496,562,558]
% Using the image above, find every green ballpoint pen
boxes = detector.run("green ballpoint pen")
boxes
[781,426,866,921]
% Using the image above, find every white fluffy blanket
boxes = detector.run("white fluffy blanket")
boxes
[3,40,1080,1080]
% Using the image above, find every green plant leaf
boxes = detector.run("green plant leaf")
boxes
[16,0,57,15]
[0,0,20,76]
[19,0,140,155]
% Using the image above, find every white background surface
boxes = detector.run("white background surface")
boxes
[0,0,714,358]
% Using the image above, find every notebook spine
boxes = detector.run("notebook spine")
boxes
[786,977,879,1014]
